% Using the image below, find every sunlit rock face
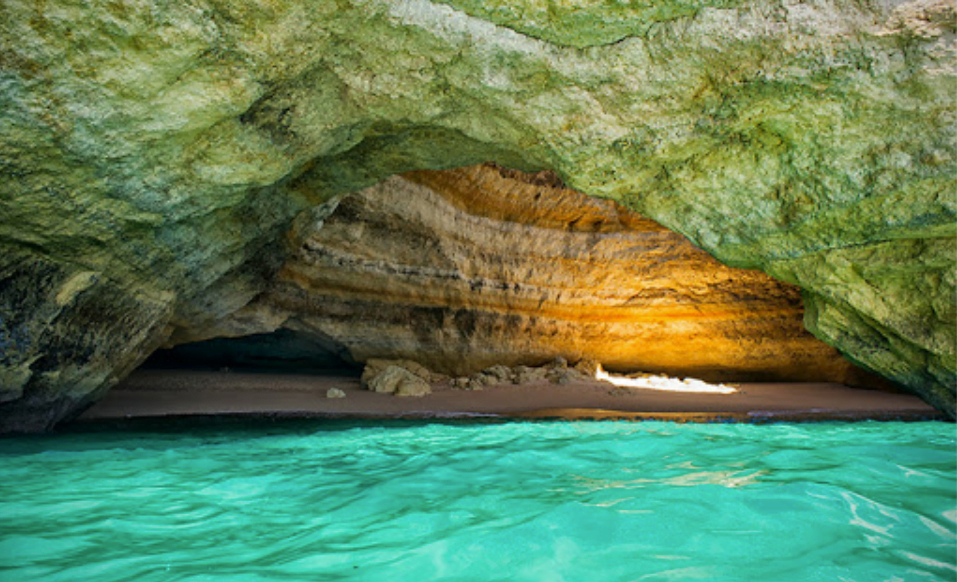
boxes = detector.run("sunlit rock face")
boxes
[0,0,954,430]
[232,164,870,383]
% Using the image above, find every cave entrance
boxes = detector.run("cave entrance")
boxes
[141,329,359,376]
[86,163,934,424]
[141,163,881,386]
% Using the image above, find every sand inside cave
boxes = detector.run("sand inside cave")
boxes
[76,369,944,424]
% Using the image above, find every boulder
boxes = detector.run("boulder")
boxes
[394,379,432,398]
[366,365,432,397]
[361,359,439,388]
[513,366,549,385]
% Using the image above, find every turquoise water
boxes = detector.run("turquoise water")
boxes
[1,420,954,582]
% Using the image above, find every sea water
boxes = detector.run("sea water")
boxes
[0,420,954,582]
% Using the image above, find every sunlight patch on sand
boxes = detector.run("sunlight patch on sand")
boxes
[594,366,738,395]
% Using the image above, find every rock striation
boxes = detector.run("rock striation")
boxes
[244,164,873,384]
[0,0,953,430]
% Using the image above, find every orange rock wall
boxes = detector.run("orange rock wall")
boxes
[262,164,869,383]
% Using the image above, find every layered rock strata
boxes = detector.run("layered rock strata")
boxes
[242,164,872,384]
[0,0,953,430]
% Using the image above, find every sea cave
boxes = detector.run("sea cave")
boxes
[0,0,954,579]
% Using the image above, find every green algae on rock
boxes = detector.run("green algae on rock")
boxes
[0,0,954,431]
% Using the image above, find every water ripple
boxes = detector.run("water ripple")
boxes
[0,420,953,581]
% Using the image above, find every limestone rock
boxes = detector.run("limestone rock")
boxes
[394,379,432,398]
[547,358,569,372]
[452,361,595,388]
[366,366,413,394]
[513,366,549,385]
[450,377,473,391]
[482,365,514,384]
[468,374,499,390]
[574,358,601,378]
[361,359,441,389]
[0,0,953,430]
[365,364,432,397]
[261,166,873,385]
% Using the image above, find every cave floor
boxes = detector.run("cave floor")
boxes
[74,369,946,424]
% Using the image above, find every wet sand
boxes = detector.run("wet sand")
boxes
[76,369,945,423]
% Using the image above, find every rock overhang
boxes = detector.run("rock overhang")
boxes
[0,0,954,431]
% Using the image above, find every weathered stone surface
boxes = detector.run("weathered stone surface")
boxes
[366,366,412,394]
[574,358,602,378]
[513,366,549,386]
[0,0,953,430]
[365,365,432,397]
[361,359,441,388]
[450,359,597,390]
[326,388,347,399]
[0,251,174,431]
[483,365,514,384]
[253,165,877,384]
[394,379,432,398]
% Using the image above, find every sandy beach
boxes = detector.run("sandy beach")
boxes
[75,369,945,424]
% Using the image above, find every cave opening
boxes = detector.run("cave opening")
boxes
[100,161,932,425]
[2,4,951,578]
[141,329,360,376]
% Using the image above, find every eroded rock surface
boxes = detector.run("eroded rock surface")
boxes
[363,364,433,397]
[0,0,954,430]
[245,164,872,384]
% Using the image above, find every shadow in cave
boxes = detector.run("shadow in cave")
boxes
[141,329,361,378]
